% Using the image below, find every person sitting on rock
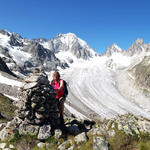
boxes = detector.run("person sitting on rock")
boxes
[51,71,65,124]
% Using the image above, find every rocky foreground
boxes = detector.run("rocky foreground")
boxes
[0,113,150,150]
[0,70,150,149]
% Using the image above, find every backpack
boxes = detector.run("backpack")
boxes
[51,79,68,98]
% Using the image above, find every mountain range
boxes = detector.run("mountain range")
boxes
[0,29,150,120]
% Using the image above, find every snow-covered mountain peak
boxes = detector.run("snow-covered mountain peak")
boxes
[0,29,11,36]
[134,38,144,45]
[109,44,122,51]
[105,43,122,56]
[126,38,145,56]
[57,32,77,38]
[58,32,88,48]
[51,32,98,59]
[0,32,10,47]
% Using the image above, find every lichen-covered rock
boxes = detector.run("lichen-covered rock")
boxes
[93,125,107,136]
[0,143,6,149]
[19,122,39,136]
[37,125,51,140]
[37,142,46,149]
[74,132,88,144]
[0,127,14,141]
[54,129,62,139]
[58,140,73,150]
[6,117,22,130]
[93,136,109,150]
[107,129,115,137]
[138,120,150,133]
[0,123,6,131]
[9,144,15,149]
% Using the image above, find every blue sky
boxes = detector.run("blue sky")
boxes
[0,0,150,54]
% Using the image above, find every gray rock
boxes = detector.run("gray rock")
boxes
[9,144,15,149]
[138,120,150,133]
[23,82,38,90]
[0,127,14,141]
[24,75,41,83]
[67,146,74,150]
[107,129,115,137]
[3,148,11,150]
[74,132,88,144]
[123,125,133,135]
[0,143,6,149]
[6,117,22,130]
[37,142,46,149]
[0,83,19,98]
[37,125,51,140]
[19,122,39,136]
[24,74,49,85]
[15,110,29,119]
[54,129,62,139]
[0,123,6,131]
[93,136,109,150]
[58,140,72,150]
[35,113,44,119]
[93,126,107,136]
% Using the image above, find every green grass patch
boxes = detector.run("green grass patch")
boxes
[0,93,17,121]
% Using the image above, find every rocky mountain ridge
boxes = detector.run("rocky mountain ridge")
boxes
[0,29,98,77]
[1,29,150,77]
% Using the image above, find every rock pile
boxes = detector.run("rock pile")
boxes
[0,69,62,141]
[16,69,60,126]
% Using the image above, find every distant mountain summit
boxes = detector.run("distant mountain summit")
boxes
[104,38,150,57]
[105,44,122,56]
[41,33,98,60]
[125,38,146,56]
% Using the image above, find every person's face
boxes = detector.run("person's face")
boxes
[53,72,58,80]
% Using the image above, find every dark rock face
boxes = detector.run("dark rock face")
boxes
[22,42,67,71]
[9,34,23,47]
[0,56,16,77]
[129,56,150,93]
[0,29,10,36]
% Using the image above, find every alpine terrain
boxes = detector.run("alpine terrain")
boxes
[0,29,150,121]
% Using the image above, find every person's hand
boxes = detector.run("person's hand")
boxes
[59,97,65,103]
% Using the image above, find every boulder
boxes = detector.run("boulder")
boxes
[93,136,109,150]
[58,140,73,150]
[37,125,51,140]
[74,132,88,144]
[19,122,39,136]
